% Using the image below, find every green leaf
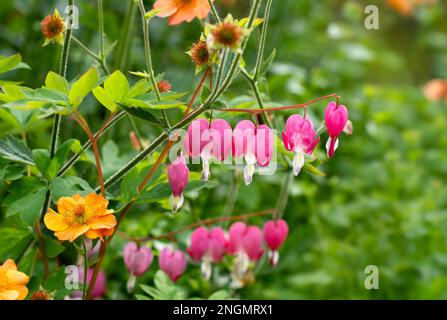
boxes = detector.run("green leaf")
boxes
[121,161,163,202]
[50,176,93,201]
[44,235,65,258]
[32,149,51,178]
[258,48,276,78]
[209,290,229,300]
[135,294,152,300]
[139,271,187,300]
[0,53,21,74]
[5,185,47,225]
[120,106,164,127]
[303,163,326,177]
[0,228,33,261]
[92,86,118,112]
[45,71,70,95]
[104,70,129,102]
[69,68,99,108]
[200,85,211,104]
[0,164,25,181]
[0,134,34,165]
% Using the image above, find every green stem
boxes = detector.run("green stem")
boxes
[240,67,271,126]
[81,236,88,300]
[71,36,109,74]
[208,0,221,22]
[275,171,292,219]
[98,0,105,60]
[214,48,227,92]
[116,0,136,70]
[253,0,273,80]
[138,0,170,127]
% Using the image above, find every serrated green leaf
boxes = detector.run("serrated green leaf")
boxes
[50,176,93,201]
[69,68,99,108]
[45,71,70,95]
[0,134,34,165]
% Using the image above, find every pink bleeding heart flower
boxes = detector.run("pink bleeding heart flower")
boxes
[263,219,289,266]
[209,119,233,162]
[233,120,257,185]
[123,242,153,292]
[187,226,227,279]
[228,222,264,261]
[159,247,187,282]
[324,102,349,158]
[184,119,212,180]
[77,267,107,299]
[256,124,274,167]
[168,154,190,212]
[282,114,319,176]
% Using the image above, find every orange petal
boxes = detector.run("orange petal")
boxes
[154,0,179,17]
[57,196,79,216]
[88,214,117,230]
[9,286,28,300]
[0,290,19,300]
[2,259,17,270]
[84,193,108,210]
[44,208,70,232]
[54,225,89,242]
[194,0,211,19]
[6,270,29,286]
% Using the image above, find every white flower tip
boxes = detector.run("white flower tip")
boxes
[127,274,136,293]
[268,250,279,267]
[292,152,305,176]
[201,160,210,181]
[201,260,212,280]
[243,163,255,185]
[170,194,184,213]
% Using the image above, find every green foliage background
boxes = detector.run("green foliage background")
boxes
[1,0,447,299]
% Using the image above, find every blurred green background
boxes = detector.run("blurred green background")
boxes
[1,0,447,299]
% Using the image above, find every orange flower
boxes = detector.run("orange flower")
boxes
[153,0,210,25]
[44,193,116,242]
[0,259,29,300]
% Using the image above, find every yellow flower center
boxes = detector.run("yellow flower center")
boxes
[72,203,88,224]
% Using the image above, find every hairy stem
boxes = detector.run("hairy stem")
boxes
[253,0,273,80]
[208,0,221,23]
[71,36,109,74]
[81,236,88,300]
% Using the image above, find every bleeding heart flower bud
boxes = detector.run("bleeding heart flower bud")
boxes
[159,247,187,282]
[123,242,153,292]
[78,267,106,299]
[324,102,348,158]
[168,154,189,213]
[282,115,319,176]
[187,226,227,279]
[232,120,257,185]
[263,219,289,266]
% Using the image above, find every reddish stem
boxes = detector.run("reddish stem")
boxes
[220,93,339,114]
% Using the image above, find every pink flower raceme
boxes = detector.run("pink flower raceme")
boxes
[123,242,153,292]
[168,154,190,212]
[263,219,289,266]
[233,120,274,185]
[324,102,349,158]
[282,115,319,176]
[159,247,187,282]
[183,118,232,181]
[187,226,227,279]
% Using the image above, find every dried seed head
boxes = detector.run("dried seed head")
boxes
[189,40,210,67]
[30,290,52,300]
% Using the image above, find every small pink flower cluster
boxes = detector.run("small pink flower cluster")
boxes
[122,219,288,285]
[168,102,350,212]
